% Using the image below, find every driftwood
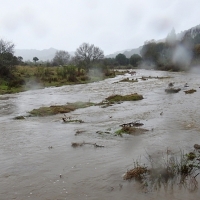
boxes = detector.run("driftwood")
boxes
[62,115,84,123]
[120,121,144,127]
[71,142,104,148]
[75,130,86,136]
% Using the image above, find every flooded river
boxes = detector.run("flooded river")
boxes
[1,69,200,200]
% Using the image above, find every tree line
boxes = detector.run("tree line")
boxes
[1,27,200,83]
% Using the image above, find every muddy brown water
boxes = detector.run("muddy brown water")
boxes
[1,69,200,200]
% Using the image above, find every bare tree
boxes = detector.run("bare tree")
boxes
[0,39,15,54]
[75,43,104,65]
[53,50,70,66]
[92,46,104,61]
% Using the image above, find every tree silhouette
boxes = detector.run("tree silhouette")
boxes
[0,39,16,78]
[33,57,39,64]
[53,50,70,66]
[75,43,104,65]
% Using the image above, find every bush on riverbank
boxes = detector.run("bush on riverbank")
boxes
[0,65,117,95]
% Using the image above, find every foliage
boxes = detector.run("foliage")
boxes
[0,39,14,54]
[75,43,104,70]
[124,149,200,192]
[33,57,39,63]
[66,65,77,82]
[115,127,148,136]
[139,27,200,70]
[193,44,200,58]
[141,42,166,64]
[166,28,177,45]
[0,39,18,79]
[52,50,70,66]
[17,56,23,65]
[129,54,142,66]
[115,53,128,66]
[102,58,117,68]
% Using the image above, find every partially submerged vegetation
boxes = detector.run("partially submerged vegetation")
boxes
[29,102,95,116]
[95,121,148,137]
[97,93,143,108]
[123,147,200,192]
[115,126,148,136]
[19,93,143,118]
[184,89,197,94]
[105,93,143,103]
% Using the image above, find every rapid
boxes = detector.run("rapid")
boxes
[0,69,200,200]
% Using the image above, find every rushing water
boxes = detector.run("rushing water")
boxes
[0,69,200,200]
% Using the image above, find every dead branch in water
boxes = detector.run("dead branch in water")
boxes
[75,130,86,136]
[71,142,104,148]
[120,120,144,127]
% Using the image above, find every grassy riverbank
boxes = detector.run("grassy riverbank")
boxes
[0,65,119,95]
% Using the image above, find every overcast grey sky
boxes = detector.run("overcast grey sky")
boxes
[0,0,199,55]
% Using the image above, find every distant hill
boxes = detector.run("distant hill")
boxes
[15,46,142,61]
[14,48,75,62]
[14,48,58,61]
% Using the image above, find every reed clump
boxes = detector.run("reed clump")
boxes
[124,149,200,192]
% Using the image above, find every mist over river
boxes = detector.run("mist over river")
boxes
[1,69,200,200]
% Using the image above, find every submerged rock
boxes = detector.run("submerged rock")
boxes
[14,116,25,120]
[165,88,181,93]
[168,82,174,87]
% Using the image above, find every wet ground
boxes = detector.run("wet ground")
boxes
[0,69,200,200]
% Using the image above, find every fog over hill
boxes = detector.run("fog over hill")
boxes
[14,46,143,61]
[14,48,57,61]
[14,24,200,62]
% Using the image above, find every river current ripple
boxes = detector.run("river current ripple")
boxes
[0,69,200,200]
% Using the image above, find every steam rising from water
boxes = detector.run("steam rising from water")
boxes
[172,45,192,69]
[23,78,44,91]
[88,67,104,80]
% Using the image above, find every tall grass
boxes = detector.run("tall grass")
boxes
[124,149,200,192]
